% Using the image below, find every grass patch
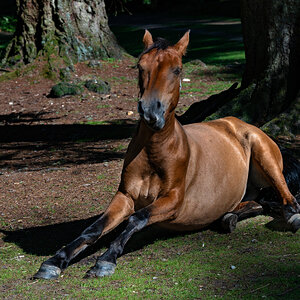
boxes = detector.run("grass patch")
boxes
[82,120,109,125]
[113,144,127,152]
[110,16,245,65]
[97,104,112,109]
[1,216,300,298]
[97,174,106,180]
[179,63,240,100]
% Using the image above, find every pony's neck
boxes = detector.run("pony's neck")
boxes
[138,112,177,146]
[123,111,186,170]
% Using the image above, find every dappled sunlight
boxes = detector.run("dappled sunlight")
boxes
[110,16,245,65]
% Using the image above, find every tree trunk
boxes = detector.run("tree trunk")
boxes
[2,0,122,66]
[240,0,300,126]
[180,0,300,136]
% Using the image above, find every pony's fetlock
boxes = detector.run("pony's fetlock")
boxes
[85,261,116,278]
[221,213,238,233]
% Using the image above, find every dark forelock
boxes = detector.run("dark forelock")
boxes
[141,37,170,56]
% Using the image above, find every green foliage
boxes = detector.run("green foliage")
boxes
[113,144,127,151]
[0,16,17,33]
[97,104,111,109]
[41,62,57,80]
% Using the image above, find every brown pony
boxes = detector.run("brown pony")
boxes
[34,30,300,279]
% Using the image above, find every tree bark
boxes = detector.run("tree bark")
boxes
[2,0,122,65]
[179,0,300,135]
[240,0,300,126]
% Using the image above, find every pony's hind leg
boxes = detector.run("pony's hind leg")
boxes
[250,135,300,232]
[221,201,264,233]
[33,192,134,279]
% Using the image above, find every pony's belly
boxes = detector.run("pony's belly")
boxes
[163,123,250,229]
[157,221,207,231]
[167,188,246,229]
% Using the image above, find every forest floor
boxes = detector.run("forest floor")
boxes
[0,17,299,300]
[0,52,242,234]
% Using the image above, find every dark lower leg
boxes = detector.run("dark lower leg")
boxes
[283,199,300,233]
[234,201,264,221]
[86,209,149,278]
[34,215,107,279]
[221,201,263,233]
[251,156,300,228]
[34,192,134,279]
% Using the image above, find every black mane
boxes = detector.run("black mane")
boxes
[141,37,170,56]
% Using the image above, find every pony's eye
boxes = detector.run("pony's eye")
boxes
[173,67,181,76]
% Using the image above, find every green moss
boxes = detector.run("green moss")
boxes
[5,53,22,66]
[49,82,83,98]
[0,69,19,82]
[0,62,37,82]
[41,62,57,80]
[206,83,256,122]
[84,78,111,94]
[59,67,72,82]
[261,97,300,138]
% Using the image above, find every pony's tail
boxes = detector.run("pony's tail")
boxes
[280,147,300,202]
[259,147,300,214]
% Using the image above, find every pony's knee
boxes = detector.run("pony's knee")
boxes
[128,209,150,231]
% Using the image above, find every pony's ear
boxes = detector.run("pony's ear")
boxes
[173,30,190,56]
[143,30,153,49]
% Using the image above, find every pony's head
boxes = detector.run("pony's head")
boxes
[137,30,190,131]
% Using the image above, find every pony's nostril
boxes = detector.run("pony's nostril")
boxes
[157,101,161,109]
[149,114,157,124]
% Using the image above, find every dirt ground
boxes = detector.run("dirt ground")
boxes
[0,55,299,239]
[0,56,215,235]
[0,52,300,300]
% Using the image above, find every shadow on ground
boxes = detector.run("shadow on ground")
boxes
[0,213,293,268]
[0,214,195,260]
[0,122,136,143]
[0,121,137,170]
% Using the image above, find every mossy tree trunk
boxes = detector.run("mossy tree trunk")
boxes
[181,0,300,137]
[240,0,300,127]
[2,0,122,66]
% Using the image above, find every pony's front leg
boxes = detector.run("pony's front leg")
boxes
[33,192,134,279]
[85,190,182,278]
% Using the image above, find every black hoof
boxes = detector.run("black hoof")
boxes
[85,261,116,278]
[221,213,238,233]
[283,203,300,221]
[33,263,61,280]
[287,213,300,233]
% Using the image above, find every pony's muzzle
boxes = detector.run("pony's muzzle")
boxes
[138,99,165,130]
